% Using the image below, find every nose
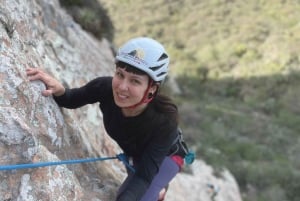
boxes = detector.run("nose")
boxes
[118,79,129,91]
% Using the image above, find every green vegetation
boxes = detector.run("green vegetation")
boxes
[69,0,300,200]
[59,0,114,41]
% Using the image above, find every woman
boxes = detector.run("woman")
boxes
[27,37,191,201]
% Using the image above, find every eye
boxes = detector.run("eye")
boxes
[115,70,123,78]
[131,79,141,85]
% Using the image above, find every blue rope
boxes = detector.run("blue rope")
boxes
[0,153,135,172]
[117,153,135,173]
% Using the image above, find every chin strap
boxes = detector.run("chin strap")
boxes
[126,80,155,109]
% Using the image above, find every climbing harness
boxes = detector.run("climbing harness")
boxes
[169,128,195,165]
[0,153,135,172]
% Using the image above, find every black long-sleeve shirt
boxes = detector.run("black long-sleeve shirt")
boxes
[54,76,178,201]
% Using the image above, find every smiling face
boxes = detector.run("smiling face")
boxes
[112,65,157,116]
[112,67,149,106]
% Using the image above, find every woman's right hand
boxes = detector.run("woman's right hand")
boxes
[26,68,65,97]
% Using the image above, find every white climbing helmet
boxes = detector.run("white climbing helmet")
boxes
[116,37,170,82]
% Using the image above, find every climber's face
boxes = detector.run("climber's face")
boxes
[112,67,150,110]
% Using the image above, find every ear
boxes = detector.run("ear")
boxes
[149,83,159,94]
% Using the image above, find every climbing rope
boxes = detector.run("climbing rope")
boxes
[0,153,135,172]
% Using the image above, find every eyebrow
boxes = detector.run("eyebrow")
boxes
[129,74,146,81]
[121,69,147,80]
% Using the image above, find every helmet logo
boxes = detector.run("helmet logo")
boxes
[128,49,145,60]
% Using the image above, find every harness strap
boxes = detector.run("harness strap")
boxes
[169,128,195,165]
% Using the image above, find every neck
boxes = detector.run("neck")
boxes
[121,103,148,117]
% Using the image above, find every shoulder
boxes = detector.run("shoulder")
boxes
[149,95,178,126]
[81,76,113,102]
[87,76,112,87]
[146,104,178,137]
[85,76,112,92]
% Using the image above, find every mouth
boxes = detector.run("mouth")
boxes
[115,92,129,101]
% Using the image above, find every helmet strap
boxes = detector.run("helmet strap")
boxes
[126,80,155,109]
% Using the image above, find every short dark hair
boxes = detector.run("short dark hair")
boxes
[116,61,146,76]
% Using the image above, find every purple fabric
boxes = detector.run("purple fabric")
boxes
[118,156,179,201]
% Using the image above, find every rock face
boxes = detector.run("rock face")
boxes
[1,0,121,200]
[0,0,242,200]
[166,160,242,201]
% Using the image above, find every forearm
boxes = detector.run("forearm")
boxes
[53,88,89,108]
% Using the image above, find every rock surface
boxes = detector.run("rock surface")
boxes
[166,160,242,201]
[0,0,242,200]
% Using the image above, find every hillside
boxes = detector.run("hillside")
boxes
[98,0,300,201]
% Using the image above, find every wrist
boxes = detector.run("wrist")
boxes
[53,87,65,96]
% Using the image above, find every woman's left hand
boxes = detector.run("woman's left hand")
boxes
[26,68,65,97]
